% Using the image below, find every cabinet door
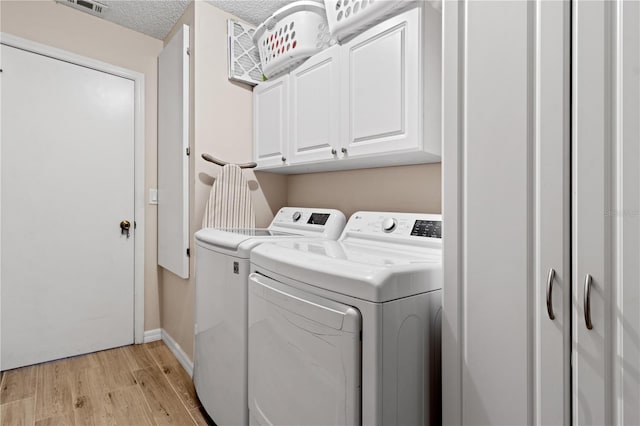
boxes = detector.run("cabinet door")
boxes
[341,7,420,158]
[442,1,570,425]
[253,75,289,168]
[573,1,640,424]
[289,46,340,164]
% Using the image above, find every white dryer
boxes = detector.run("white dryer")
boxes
[248,211,442,426]
[193,207,346,426]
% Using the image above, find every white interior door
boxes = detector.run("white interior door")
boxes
[442,1,570,424]
[573,1,640,424]
[1,44,135,370]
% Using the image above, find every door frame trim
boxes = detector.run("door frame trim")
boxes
[0,33,146,345]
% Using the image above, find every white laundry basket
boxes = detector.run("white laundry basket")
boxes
[254,1,332,79]
[324,0,417,41]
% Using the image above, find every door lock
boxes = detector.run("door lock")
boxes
[120,220,131,238]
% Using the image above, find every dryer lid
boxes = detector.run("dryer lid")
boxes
[250,239,442,303]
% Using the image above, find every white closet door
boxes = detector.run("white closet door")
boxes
[573,1,640,424]
[442,1,570,424]
[1,44,135,369]
[158,25,190,279]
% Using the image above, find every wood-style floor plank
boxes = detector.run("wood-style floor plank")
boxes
[94,348,137,391]
[34,360,73,421]
[0,365,37,405]
[146,343,179,371]
[0,397,35,426]
[122,344,157,371]
[102,385,155,426]
[133,367,196,426]
[161,363,200,411]
[147,344,200,411]
[69,367,112,426]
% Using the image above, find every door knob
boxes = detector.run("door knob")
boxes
[120,220,131,238]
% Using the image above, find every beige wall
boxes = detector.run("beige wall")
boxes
[159,1,288,359]
[287,163,442,218]
[0,0,164,331]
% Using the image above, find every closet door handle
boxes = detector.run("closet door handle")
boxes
[584,274,593,330]
[546,268,556,320]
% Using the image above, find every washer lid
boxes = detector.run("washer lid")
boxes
[250,239,442,302]
[194,228,299,255]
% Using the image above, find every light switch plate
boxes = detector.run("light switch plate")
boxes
[149,188,158,205]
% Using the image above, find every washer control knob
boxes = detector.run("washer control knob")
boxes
[292,211,302,222]
[382,217,397,233]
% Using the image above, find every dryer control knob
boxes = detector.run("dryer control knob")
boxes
[292,211,302,222]
[382,218,397,233]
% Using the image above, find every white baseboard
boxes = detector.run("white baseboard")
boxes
[143,328,162,343]
[161,329,194,378]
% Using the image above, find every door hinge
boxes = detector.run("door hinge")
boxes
[186,147,190,156]
[134,221,137,229]
[186,248,190,257]
[186,47,191,56]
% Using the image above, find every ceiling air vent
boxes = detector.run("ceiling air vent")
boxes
[56,0,108,17]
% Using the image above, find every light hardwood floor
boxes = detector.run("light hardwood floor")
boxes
[0,341,213,426]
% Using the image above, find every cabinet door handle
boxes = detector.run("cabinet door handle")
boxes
[281,156,286,162]
[341,147,348,154]
[584,274,593,330]
[546,268,556,320]
[331,148,337,155]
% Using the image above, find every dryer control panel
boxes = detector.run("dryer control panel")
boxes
[340,212,442,246]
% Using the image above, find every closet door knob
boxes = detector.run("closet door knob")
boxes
[331,148,337,155]
[584,274,593,330]
[546,268,556,320]
[281,156,286,162]
[341,147,348,154]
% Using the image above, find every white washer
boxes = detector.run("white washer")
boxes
[193,207,346,426]
[248,211,442,426]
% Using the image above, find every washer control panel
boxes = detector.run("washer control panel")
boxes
[342,212,442,242]
[270,207,347,239]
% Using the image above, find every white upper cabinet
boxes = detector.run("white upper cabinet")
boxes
[289,46,341,164]
[253,75,289,168]
[341,8,420,158]
[253,4,441,173]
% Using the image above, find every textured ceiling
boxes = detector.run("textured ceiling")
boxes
[206,0,307,27]
[94,0,191,40]
[67,0,303,40]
